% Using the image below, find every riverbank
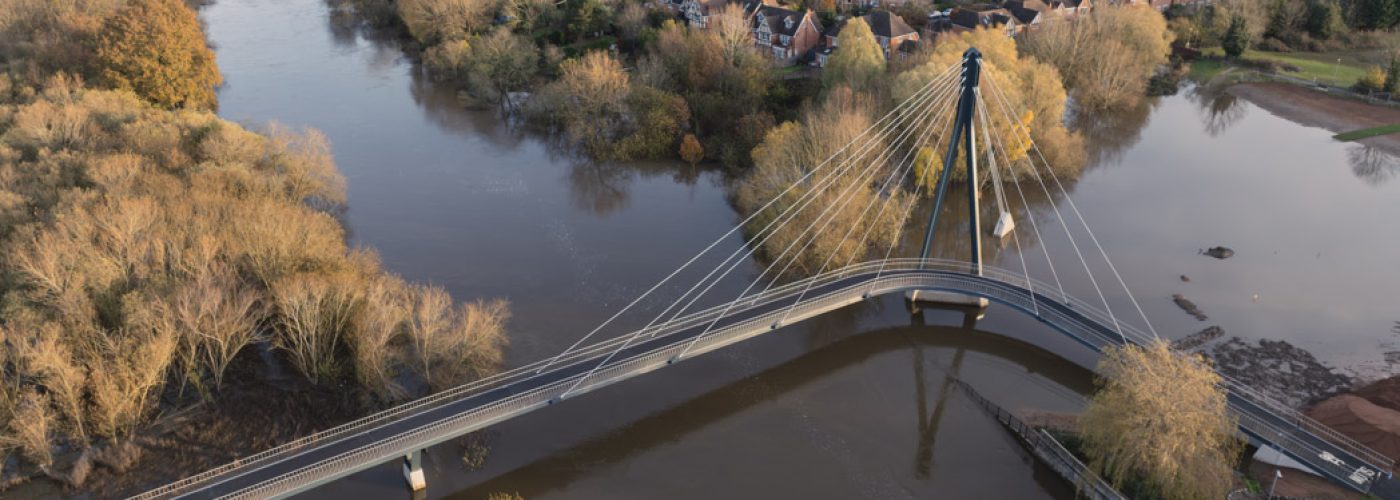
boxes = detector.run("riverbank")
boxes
[1229,82,1400,156]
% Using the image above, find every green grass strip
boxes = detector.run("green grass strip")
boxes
[1334,123,1400,141]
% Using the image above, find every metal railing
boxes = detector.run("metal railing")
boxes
[131,258,1394,499]
[951,379,1125,500]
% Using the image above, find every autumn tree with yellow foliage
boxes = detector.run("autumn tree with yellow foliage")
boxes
[1021,5,1174,110]
[893,28,1084,185]
[1079,340,1241,500]
[95,0,223,110]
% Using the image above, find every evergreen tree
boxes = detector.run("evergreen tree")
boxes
[1356,0,1400,30]
[1264,0,1293,40]
[1222,15,1250,58]
[95,0,222,110]
[1306,0,1345,38]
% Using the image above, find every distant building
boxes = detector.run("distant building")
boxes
[752,6,824,64]
[928,5,1019,37]
[680,0,752,28]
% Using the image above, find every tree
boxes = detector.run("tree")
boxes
[1079,340,1241,500]
[735,89,911,275]
[680,133,704,165]
[1305,0,1344,39]
[823,18,886,93]
[1222,15,1250,57]
[1263,0,1302,42]
[94,0,222,110]
[713,4,758,66]
[1355,0,1400,30]
[615,2,650,45]
[894,27,1083,179]
[1020,5,1173,110]
[469,28,540,102]
[569,0,612,41]
[398,0,496,45]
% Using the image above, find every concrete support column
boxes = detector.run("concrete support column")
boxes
[403,449,426,494]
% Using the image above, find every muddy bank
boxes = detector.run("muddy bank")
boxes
[1229,82,1400,157]
[1,352,364,498]
[1208,337,1355,409]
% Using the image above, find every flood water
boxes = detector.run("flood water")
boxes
[202,0,1400,498]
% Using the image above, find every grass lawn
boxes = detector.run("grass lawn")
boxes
[1200,47,1371,87]
[1189,58,1226,83]
[1334,123,1400,141]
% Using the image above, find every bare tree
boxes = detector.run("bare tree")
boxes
[169,266,263,390]
[712,4,755,65]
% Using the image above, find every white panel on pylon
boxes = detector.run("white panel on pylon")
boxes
[992,211,1014,238]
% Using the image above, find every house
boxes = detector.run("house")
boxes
[751,6,824,64]
[816,11,921,67]
[1001,0,1093,31]
[680,0,750,28]
[837,0,909,11]
[928,5,1019,37]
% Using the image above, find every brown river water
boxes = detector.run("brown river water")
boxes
[201,0,1400,497]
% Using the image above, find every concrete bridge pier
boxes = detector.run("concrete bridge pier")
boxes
[403,449,426,495]
[905,290,987,327]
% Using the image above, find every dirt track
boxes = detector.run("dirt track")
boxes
[1229,82,1400,157]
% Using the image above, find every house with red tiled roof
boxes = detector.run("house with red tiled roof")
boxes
[752,6,824,64]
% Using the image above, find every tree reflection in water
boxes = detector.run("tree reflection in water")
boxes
[1348,145,1400,186]
[568,161,635,215]
[1070,97,1159,167]
[1187,85,1247,138]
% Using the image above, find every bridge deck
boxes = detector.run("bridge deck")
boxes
[133,260,1396,499]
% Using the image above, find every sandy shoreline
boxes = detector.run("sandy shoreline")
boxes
[1228,82,1400,157]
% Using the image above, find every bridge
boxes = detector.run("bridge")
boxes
[133,49,1398,499]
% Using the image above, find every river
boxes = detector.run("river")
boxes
[201,0,1400,498]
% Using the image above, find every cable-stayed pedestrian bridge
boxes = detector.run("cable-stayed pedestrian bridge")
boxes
[135,260,1394,499]
[133,48,1397,499]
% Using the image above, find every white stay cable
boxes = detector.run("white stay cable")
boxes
[978,74,1124,343]
[646,68,962,333]
[774,83,955,324]
[866,98,962,293]
[757,80,960,297]
[984,75,1159,340]
[557,66,966,395]
[974,89,1036,316]
[663,75,966,363]
[534,64,959,373]
[975,89,1067,303]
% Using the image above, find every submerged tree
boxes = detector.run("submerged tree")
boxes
[95,0,223,110]
[1020,5,1173,110]
[1079,340,1241,500]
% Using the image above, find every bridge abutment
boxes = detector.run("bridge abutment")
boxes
[403,449,426,494]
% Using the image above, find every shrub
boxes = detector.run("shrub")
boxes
[679,133,703,165]
[95,0,222,110]
[1357,65,1387,92]
[423,39,474,83]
